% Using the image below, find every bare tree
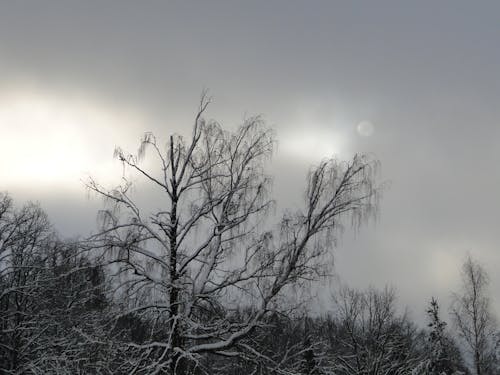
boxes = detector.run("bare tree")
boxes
[86,94,380,374]
[451,256,498,375]
[0,193,55,371]
[0,193,115,374]
[329,286,425,374]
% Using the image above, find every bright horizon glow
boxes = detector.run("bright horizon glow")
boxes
[0,90,145,190]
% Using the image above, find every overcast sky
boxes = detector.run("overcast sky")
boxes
[1,1,499,323]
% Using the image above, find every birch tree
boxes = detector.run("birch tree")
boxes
[87,94,380,374]
[451,256,497,375]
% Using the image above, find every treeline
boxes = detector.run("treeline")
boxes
[1,193,498,374]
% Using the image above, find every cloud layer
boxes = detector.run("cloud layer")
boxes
[1,1,499,323]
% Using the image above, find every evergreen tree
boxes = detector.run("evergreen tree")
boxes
[427,297,449,373]
[426,297,466,375]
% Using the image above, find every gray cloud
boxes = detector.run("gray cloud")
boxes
[1,0,499,323]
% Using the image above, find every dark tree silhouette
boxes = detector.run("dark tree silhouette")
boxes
[86,94,381,374]
[0,194,112,373]
[424,297,466,374]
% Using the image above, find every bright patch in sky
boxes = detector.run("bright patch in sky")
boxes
[280,126,347,162]
[0,90,144,190]
[427,246,461,288]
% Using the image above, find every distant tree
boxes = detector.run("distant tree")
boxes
[422,297,466,375]
[0,193,115,373]
[0,193,55,371]
[329,286,425,374]
[450,256,498,375]
[29,243,113,373]
[86,94,381,374]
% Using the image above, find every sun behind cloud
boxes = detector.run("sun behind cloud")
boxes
[0,89,145,190]
[280,125,348,163]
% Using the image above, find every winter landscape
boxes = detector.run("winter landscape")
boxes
[0,2,499,374]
